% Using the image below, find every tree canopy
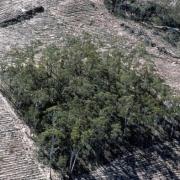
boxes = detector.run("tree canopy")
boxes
[0,37,179,178]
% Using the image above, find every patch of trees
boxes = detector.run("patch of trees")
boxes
[105,0,180,29]
[0,38,179,178]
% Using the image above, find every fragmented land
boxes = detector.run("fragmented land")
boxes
[0,0,179,179]
[0,0,180,91]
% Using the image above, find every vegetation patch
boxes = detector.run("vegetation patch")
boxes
[0,37,179,178]
[105,0,180,28]
[105,0,180,47]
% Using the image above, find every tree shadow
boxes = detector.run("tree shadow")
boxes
[79,139,179,180]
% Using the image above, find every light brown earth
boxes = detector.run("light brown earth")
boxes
[0,93,51,180]
[0,0,179,179]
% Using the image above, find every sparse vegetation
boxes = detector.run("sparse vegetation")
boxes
[105,0,180,28]
[0,37,179,178]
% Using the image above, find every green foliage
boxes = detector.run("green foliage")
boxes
[105,0,180,28]
[0,38,179,177]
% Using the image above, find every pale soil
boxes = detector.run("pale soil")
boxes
[0,93,52,179]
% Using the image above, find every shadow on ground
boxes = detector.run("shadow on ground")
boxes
[79,139,179,180]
